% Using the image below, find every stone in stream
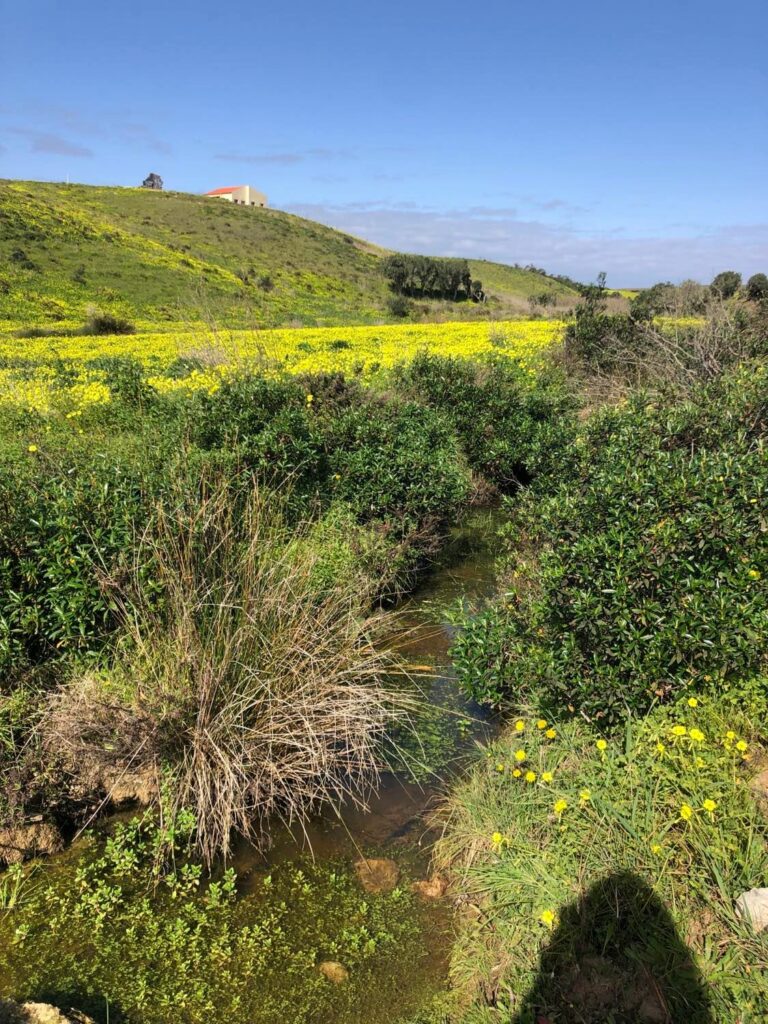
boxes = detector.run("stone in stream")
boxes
[0,821,64,866]
[318,961,349,984]
[353,857,400,893]
[411,875,448,899]
[735,888,768,933]
[0,1002,95,1023]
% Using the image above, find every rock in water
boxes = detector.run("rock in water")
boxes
[318,961,349,984]
[353,857,400,893]
[735,888,768,932]
[411,875,448,899]
[0,822,64,865]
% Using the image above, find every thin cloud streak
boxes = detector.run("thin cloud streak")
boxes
[285,201,768,286]
[8,128,93,157]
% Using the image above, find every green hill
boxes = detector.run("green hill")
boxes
[0,180,578,329]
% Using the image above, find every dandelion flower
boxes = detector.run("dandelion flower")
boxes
[689,728,705,742]
[725,731,736,741]
[541,771,553,783]
[736,740,748,752]
[512,768,522,778]
[656,742,666,755]
[514,749,526,762]
[536,719,547,730]
[545,728,557,739]
[651,843,662,855]
[671,725,687,737]
[596,739,607,752]
[702,799,717,813]
[579,789,591,803]
[491,831,503,846]
[540,909,556,929]
[27,444,38,453]
[525,770,537,783]
[514,720,525,732]
[554,798,568,815]
[680,804,693,821]
[748,569,761,580]
[687,697,699,708]
[305,393,314,403]
[495,763,505,773]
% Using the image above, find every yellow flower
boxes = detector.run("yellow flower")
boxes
[545,728,557,739]
[680,804,693,821]
[491,831,504,847]
[539,909,556,929]
[495,763,505,773]
[671,725,687,737]
[736,740,748,752]
[554,798,568,815]
[687,697,699,708]
[748,569,761,580]
[655,742,666,755]
[579,789,591,804]
[512,768,522,778]
[596,739,607,752]
[305,393,314,403]
[689,728,705,742]
[702,799,717,813]
[514,749,526,762]
[525,770,537,783]
[541,771,553,783]
[514,719,525,732]
[725,731,736,741]
[651,843,662,855]
[27,444,38,452]
[536,719,547,730]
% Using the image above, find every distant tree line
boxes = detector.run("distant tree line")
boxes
[382,255,484,302]
[628,270,768,320]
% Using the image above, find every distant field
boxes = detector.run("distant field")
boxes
[0,180,580,328]
[0,319,562,413]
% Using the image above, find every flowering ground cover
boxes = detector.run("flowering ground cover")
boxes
[0,319,561,413]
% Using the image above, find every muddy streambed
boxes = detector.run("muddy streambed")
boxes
[0,511,503,1024]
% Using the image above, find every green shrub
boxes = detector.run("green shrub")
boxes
[746,273,768,302]
[453,363,768,722]
[710,270,742,299]
[394,353,577,490]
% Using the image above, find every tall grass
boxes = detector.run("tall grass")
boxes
[42,476,413,863]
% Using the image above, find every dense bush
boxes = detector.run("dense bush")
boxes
[747,272,768,302]
[710,270,742,299]
[453,363,768,722]
[394,353,577,490]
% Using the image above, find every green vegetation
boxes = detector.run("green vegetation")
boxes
[382,254,484,302]
[0,814,440,1024]
[0,180,577,329]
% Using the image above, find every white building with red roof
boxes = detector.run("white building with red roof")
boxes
[204,185,267,208]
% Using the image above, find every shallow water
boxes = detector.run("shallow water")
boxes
[0,509,503,1024]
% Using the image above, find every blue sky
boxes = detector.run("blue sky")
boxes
[1,0,766,285]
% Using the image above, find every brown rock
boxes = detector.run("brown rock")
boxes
[101,766,158,806]
[353,857,400,894]
[0,1002,95,1024]
[411,875,448,899]
[318,960,349,984]
[0,822,64,866]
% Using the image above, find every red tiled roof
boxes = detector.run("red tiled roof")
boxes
[204,186,245,195]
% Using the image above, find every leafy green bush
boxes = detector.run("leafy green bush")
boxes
[394,353,577,490]
[453,363,768,722]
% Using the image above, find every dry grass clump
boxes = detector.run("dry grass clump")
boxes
[41,479,412,863]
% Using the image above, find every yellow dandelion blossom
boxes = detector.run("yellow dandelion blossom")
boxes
[514,749,526,762]
[554,798,568,815]
[596,739,607,752]
[671,725,687,737]
[539,909,556,929]
[495,763,505,773]
[525,770,537,783]
[702,799,717,814]
[27,444,38,453]
[514,720,525,732]
[579,789,591,804]
[512,768,522,778]
[736,740,748,752]
[536,719,547,730]
[680,804,693,821]
[651,843,662,855]
[687,697,699,708]
[541,771,554,784]
[545,728,557,739]
[689,728,705,742]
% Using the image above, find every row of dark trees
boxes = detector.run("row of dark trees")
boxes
[382,254,484,302]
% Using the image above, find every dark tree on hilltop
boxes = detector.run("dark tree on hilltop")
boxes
[710,270,741,298]
[141,173,164,190]
[746,273,768,301]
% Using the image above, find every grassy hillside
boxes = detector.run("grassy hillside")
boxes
[0,180,578,329]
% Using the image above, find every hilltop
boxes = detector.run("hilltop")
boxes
[0,180,578,329]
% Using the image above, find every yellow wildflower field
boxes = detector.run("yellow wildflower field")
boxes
[1,319,563,414]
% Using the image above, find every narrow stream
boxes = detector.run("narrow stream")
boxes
[0,509,503,1024]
